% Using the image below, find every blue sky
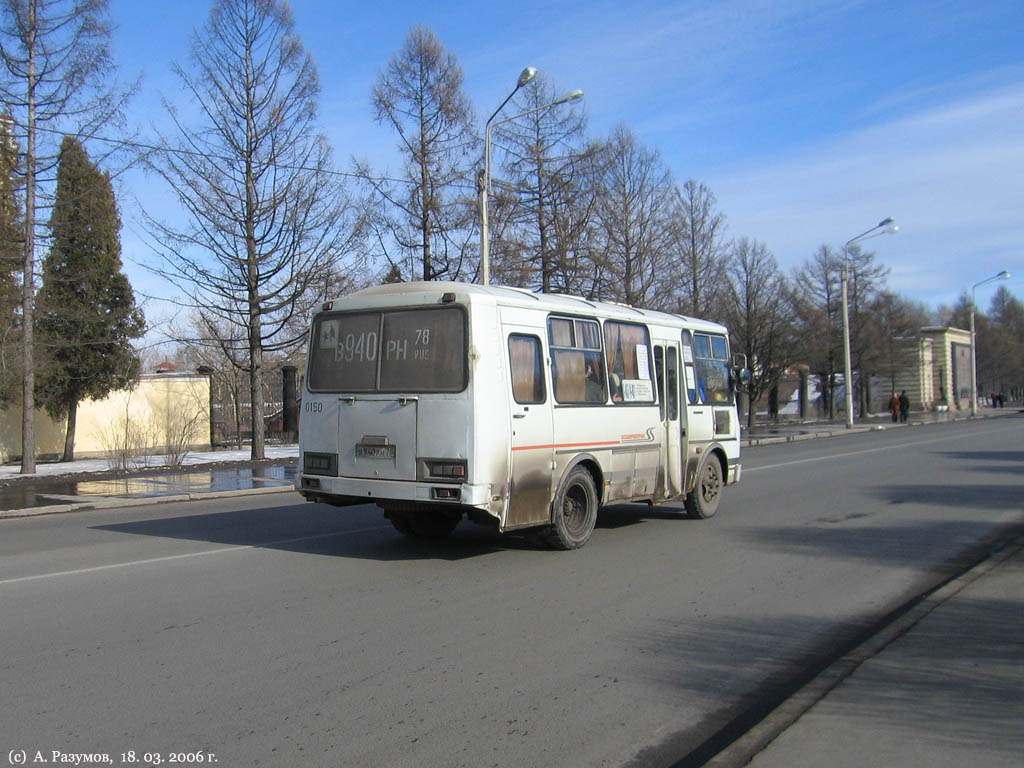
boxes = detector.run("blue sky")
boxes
[107,0,1024,330]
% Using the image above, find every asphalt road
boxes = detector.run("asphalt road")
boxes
[2,416,1022,767]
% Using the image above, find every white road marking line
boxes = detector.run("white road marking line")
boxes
[0,525,391,586]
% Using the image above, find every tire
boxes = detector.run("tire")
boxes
[685,454,723,519]
[544,465,598,550]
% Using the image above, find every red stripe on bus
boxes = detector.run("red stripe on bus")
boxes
[512,440,621,452]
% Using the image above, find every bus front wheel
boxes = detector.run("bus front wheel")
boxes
[545,466,598,550]
[685,455,722,519]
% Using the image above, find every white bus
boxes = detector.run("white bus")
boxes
[297,281,742,549]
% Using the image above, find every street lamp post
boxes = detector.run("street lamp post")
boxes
[970,270,1011,416]
[479,68,583,286]
[841,217,898,428]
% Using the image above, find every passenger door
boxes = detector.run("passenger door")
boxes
[504,330,554,529]
[681,330,714,488]
[654,343,685,498]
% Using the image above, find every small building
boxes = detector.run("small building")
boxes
[747,326,975,422]
[889,327,972,412]
[0,370,211,463]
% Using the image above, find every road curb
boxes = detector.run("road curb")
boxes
[0,484,295,520]
[703,533,1024,767]
[743,425,877,447]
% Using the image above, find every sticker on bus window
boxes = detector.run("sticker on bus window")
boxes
[623,379,654,402]
[684,365,697,390]
[320,320,339,349]
[682,345,694,363]
[635,346,650,379]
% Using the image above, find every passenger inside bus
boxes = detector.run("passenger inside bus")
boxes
[609,372,623,402]
[585,354,605,403]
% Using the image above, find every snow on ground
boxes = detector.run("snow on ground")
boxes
[0,445,299,481]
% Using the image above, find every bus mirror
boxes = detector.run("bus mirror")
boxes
[730,353,750,391]
[729,367,750,395]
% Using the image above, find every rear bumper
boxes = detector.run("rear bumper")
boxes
[297,473,494,507]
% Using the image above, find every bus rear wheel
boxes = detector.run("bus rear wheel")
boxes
[545,466,598,550]
[685,455,722,519]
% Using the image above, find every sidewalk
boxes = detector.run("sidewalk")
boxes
[741,405,1018,446]
[713,537,1024,768]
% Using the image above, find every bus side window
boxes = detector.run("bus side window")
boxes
[508,334,545,404]
[693,332,732,404]
[605,321,654,405]
[548,316,606,405]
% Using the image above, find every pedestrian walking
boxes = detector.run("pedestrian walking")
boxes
[899,391,910,423]
[889,392,900,423]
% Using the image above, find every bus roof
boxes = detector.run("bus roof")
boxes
[321,281,729,334]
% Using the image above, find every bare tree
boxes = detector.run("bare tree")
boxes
[671,179,729,319]
[868,290,932,396]
[490,74,594,293]
[590,126,675,307]
[790,245,843,419]
[145,0,356,460]
[0,0,133,472]
[986,286,1024,399]
[360,25,477,282]
[722,238,796,428]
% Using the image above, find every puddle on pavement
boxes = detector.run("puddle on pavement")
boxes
[0,464,298,511]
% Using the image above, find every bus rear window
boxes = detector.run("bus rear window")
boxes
[308,307,466,392]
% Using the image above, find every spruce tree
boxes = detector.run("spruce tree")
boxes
[36,136,143,461]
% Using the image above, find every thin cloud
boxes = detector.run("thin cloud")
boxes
[706,80,1024,305]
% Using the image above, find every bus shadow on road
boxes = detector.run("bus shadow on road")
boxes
[597,503,691,529]
[90,503,569,562]
[90,500,699,561]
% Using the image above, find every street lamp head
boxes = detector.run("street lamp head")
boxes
[845,216,899,248]
[517,67,537,88]
[553,89,584,105]
[997,270,1011,280]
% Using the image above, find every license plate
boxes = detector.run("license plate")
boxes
[356,443,396,460]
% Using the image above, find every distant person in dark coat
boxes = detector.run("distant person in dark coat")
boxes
[898,391,909,423]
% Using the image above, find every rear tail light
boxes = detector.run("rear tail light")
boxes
[420,459,467,482]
